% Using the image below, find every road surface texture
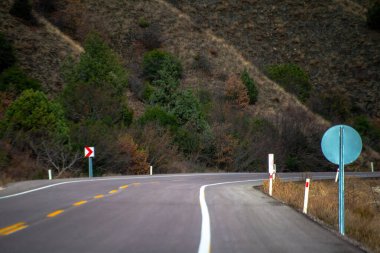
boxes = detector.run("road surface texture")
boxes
[0,172,379,253]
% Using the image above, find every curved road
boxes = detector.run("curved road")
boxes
[0,172,378,253]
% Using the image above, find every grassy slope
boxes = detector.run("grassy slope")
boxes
[167,0,380,119]
[0,0,81,95]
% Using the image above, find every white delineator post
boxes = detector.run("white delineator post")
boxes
[269,174,273,196]
[268,154,274,196]
[150,166,153,176]
[303,178,311,214]
[335,168,339,183]
[48,169,52,180]
[371,162,374,173]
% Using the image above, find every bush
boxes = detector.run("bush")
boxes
[149,68,180,106]
[309,87,352,122]
[138,106,178,129]
[1,89,68,140]
[265,64,312,102]
[241,69,258,104]
[0,66,41,95]
[9,0,37,24]
[170,90,208,132]
[138,17,150,28]
[117,134,149,175]
[143,49,182,82]
[0,33,16,72]
[367,2,380,30]
[225,74,249,108]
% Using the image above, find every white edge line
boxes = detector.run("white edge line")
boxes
[198,179,263,253]
[197,175,342,253]
[0,173,262,200]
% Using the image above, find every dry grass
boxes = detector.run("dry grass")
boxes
[262,177,380,252]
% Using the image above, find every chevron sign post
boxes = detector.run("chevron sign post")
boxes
[84,146,95,177]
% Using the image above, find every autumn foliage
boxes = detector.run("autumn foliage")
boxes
[118,134,149,175]
[225,74,249,108]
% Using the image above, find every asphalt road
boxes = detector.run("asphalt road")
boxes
[0,172,378,253]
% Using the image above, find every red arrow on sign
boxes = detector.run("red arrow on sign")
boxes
[85,146,94,158]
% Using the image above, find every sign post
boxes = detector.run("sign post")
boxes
[321,125,362,235]
[84,146,95,178]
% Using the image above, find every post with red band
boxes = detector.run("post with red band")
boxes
[269,174,273,196]
[303,178,310,214]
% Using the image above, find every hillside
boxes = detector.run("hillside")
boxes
[0,0,379,182]
[168,0,380,121]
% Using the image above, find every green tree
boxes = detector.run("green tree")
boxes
[63,33,128,91]
[265,64,312,102]
[1,89,68,140]
[241,69,258,104]
[61,33,131,125]
[138,106,178,129]
[170,90,208,132]
[143,49,182,82]
[149,66,180,106]
[0,66,41,95]
[0,33,16,72]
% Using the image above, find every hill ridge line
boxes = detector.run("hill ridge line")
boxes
[33,11,84,54]
[157,0,329,126]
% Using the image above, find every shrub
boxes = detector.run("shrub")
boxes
[265,64,311,102]
[9,0,37,25]
[149,67,180,106]
[309,87,351,122]
[225,74,249,108]
[143,49,182,82]
[241,69,258,104]
[1,89,68,140]
[0,33,16,72]
[367,2,380,30]
[138,106,178,129]
[173,127,201,154]
[138,17,150,28]
[0,66,41,95]
[117,134,149,175]
[170,90,208,132]
[130,124,182,173]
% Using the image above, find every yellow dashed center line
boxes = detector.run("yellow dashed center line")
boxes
[119,185,129,189]
[0,222,28,236]
[47,210,64,218]
[131,182,141,186]
[73,200,87,206]
[94,194,104,199]
[109,190,118,194]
